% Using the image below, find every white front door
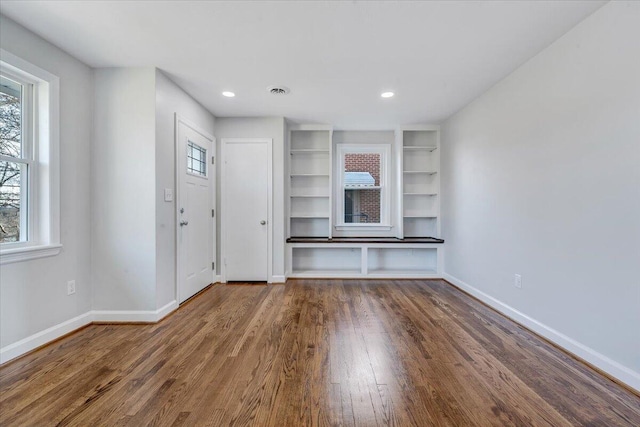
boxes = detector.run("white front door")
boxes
[177,118,214,303]
[222,139,271,282]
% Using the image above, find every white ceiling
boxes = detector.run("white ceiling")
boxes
[1,1,605,128]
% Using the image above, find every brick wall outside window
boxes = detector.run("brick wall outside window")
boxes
[344,153,381,223]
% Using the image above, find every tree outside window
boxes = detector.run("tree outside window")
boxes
[0,75,24,243]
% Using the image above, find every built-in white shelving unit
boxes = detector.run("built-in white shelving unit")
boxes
[285,124,443,279]
[288,126,332,238]
[400,127,440,238]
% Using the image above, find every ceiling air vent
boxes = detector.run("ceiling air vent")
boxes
[267,85,290,95]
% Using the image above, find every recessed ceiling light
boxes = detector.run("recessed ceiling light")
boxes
[381,91,394,98]
[222,91,235,97]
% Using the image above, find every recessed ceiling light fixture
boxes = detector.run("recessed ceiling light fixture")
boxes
[381,91,394,98]
[222,91,235,97]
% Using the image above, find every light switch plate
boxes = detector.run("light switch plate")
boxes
[164,188,173,202]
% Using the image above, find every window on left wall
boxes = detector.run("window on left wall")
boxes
[0,72,29,243]
[0,50,60,264]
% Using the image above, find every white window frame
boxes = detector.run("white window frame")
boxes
[0,70,32,243]
[0,49,61,264]
[335,143,392,231]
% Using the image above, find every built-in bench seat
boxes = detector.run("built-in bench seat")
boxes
[286,236,444,244]
[286,237,444,278]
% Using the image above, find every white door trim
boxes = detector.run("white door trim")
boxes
[174,114,216,303]
[220,138,273,283]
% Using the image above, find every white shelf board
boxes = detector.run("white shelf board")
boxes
[290,149,330,154]
[368,269,437,275]
[291,269,361,275]
[289,272,362,279]
[403,171,438,175]
[290,214,330,219]
[403,146,437,152]
[289,270,441,279]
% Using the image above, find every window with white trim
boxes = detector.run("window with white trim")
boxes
[0,73,27,242]
[336,144,391,229]
[0,50,60,263]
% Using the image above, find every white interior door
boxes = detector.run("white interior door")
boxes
[177,118,214,303]
[223,139,271,281]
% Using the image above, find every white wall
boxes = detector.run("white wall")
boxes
[214,117,286,280]
[441,1,640,389]
[93,68,216,312]
[92,68,157,311]
[0,16,93,347]
[154,70,215,308]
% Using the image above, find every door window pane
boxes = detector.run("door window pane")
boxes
[187,140,207,176]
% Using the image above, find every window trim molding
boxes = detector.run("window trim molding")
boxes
[335,143,392,230]
[0,244,62,264]
[0,49,60,264]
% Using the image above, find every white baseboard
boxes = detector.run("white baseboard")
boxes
[1,300,179,365]
[443,273,640,393]
[0,311,93,364]
[92,300,178,323]
[156,300,178,321]
[214,275,222,284]
[270,275,286,283]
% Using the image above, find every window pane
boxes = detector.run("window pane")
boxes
[187,141,207,177]
[0,161,26,243]
[0,76,23,159]
[343,153,381,223]
[344,153,380,185]
[344,188,381,223]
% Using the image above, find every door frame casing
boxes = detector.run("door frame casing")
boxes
[220,138,273,283]
[174,114,216,303]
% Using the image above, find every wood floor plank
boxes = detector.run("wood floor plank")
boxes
[1,279,639,426]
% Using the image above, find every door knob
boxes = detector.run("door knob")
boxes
[260,220,266,225]
[180,221,189,226]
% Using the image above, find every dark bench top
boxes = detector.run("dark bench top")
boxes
[287,237,444,244]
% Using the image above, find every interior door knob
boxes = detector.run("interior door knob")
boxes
[260,220,266,225]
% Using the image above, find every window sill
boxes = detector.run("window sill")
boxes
[0,244,63,265]
[334,224,393,232]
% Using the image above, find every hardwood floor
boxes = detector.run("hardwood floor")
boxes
[1,279,639,426]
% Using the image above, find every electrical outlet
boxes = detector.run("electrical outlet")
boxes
[514,274,522,289]
[67,280,76,295]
